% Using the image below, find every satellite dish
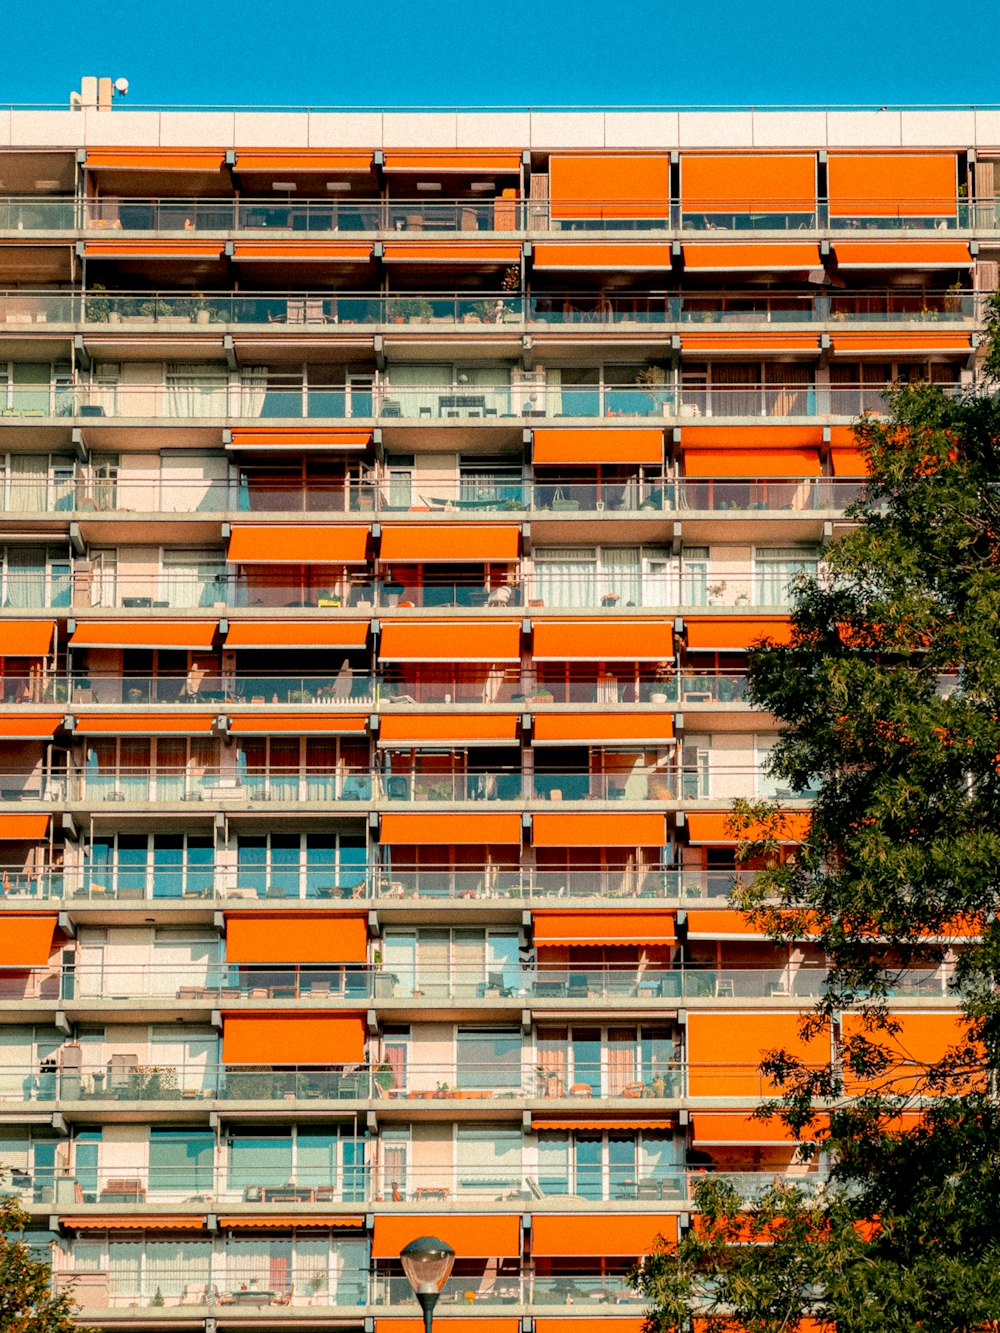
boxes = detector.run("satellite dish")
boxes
[114,77,129,96]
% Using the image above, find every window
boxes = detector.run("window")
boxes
[456,1028,521,1089]
[459,456,522,507]
[226,1126,364,1199]
[456,1126,521,1191]
[381,928,522,998]
[383,453,414,508]
[533,545,671,609]
[536,1130,679,1201]
[148,1129,214,1194]
[165,362,228,418]
[235,831,366,899]
[159,548,226,608]
[755,546,819,606]
[0,544,71,609]
[386,364,512,418]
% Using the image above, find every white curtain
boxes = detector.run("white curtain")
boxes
[238,366,268,418]
[385,364,450,418]
[755,548,818,606]
[7,456,48,512]
[534,553,595,608]
[165,364,228,418]
[600,547,642,606]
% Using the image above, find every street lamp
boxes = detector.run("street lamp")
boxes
[400,1235,456,1333]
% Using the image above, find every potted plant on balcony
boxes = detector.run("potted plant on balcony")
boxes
[85,283,111,323]
[706,581,727,607]
[387,297,434,324]
[374,1060,395,1094]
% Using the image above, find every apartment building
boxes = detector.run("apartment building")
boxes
[0,100,992,1332]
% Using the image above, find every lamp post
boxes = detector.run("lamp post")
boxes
[400,1235,456,1333]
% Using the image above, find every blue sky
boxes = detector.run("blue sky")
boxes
[1,0,996,110]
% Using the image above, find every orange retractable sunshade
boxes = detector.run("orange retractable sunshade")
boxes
[535,1322,647,1333]
[379,812,523,844]
[378,621,521,663]
[686,1011,831,1097]
[533,243,674,271]
[62,1215,207,1230]
[832,331,972,352]
[532,909,676,945]
[840,1011,977,1094]
[549,154,671,221]
[830,447,870,476]
[685,810,811,843]
[73,714,216,735]
[220,1215,364,1229]
[532,428,664,466]
[381,242,521,263]
[69,622,217,650]
[532,712,674,745]
[532,619,674,662]
[0,715,60,740]
[531,1213,678,1256]
[234,151,374,173]
[684,616,792,651]
[225,913,367,964]
[226,426,372,450]
[222,1013,366,1065]
[382,150,522,173]
[682,331,820,353]
[371,1213,520,1257]
[682,243,821,271]
[0,621,55,656]
[0,916,57,966]
[680,154,817,213]
[682,446,822,478]
[0,814,49,840]
[379,524,519,562]
[82,240,224,260]
[532,812,667,848]
[224,621,369,649]
[375,1323,518,1333]
[832,241,971,268]
[685,909,769,939]
[691,1112,829,1145]
[827,153,958,217]
[378,714,520,746]
[231,242,372,262]
[227,713,367,735]
[226,524,369,563]
[85,149,225,173]
[531,1118,674,1132]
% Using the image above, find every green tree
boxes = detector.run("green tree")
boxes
[630,300,1000,1331]
[0,1194,97,1333]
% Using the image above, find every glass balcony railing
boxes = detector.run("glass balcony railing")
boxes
[0,475,865,517]
[5,961,941,1007]
[0,287,982,328]
[55,1270,369,1313]
[1,192,994,235]
[0,864,750,906]
[0,764,812,807]
[1,381,942,422]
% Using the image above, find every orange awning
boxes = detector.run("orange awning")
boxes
[691,1113,826,1145]
[227,426,372,451]
[830,446,870,477]
[532,712,673,745]
[549,154,671,221]
[375,1323,518,1333]
[683,446,821,478]
[827,153,958,217]
[840,1011,976,1094]
[381,242,521,264]
[379,621,521,663]
[685,616,792,652]
[532,1117,675,1131]
[86,149,225,173]
[383,151,522,174]
[82,240,223,260]
[832,331,972,353]
[379,524,519,562]
[532,243,673,271]
[222,1013,366,1065]
[0,621,55,656]
[682,331,820,353]
[832,241,972,269]
[226,525,369,564]
[220,1215,364,1229]
[0,916,57,966]
[0,814,49,840]
[686,1012,831,1097]
[535,1322,647,1333]
[225,913,367,964]
[224,621,369,649]
[235,151,374,173]
[231,242,372,262]
[532,1213,677,1257]
[69,621,217,650]
[533,428,664,466]
[61,1215,206,1231]
[532,812,667,848]
[532,620,673,662]
[74,713,216,735]
[679,154,817,213]
[372,1214,520,1258]
[686,810,811,844]
[683,243,821,271]
[533,909,676,945]
[379,714,520,746]
[0,714,60,740]
[686,909,768,939]
[379,812,523,845]
[228,713,367,735]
